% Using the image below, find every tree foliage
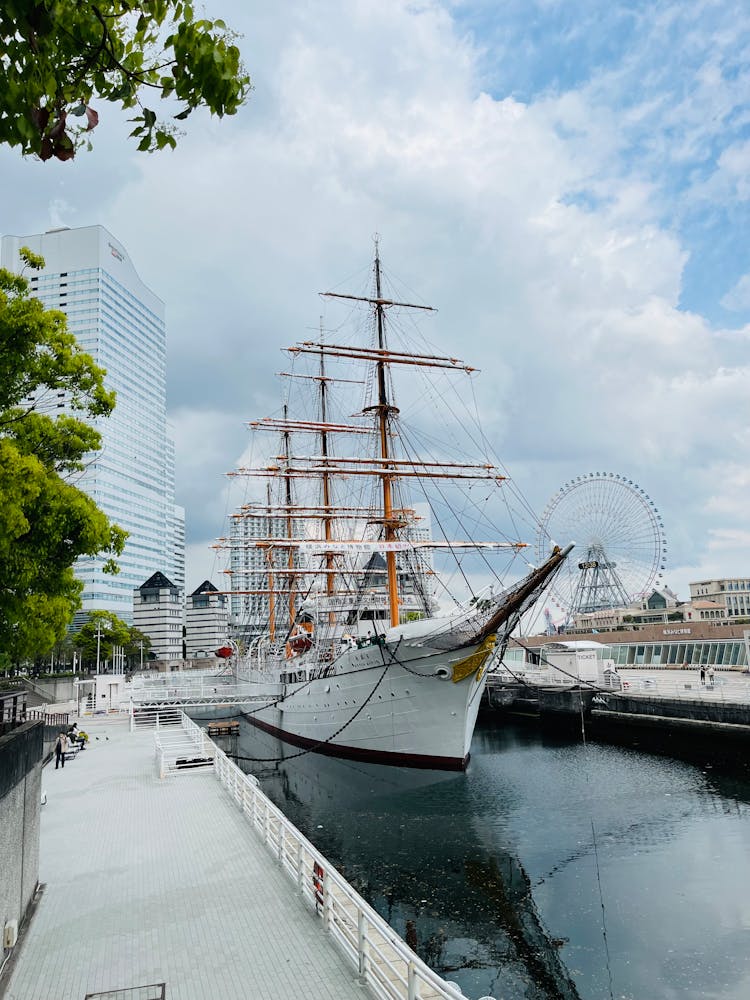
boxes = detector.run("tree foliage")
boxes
[72,614,152,669]
[123,627,153,666]
[0,1,251,160]
[72,610,130,666]
[0,250,127,660]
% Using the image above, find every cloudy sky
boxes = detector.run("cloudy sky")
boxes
[2,0,750,616]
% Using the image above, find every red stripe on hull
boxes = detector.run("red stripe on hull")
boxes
[242,712,469,771]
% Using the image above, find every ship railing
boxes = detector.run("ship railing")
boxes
[130,668,233,687]
[128,682,259,703]
[129,673,241,692]
[205,713,465,1000]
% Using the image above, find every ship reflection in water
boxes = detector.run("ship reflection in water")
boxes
[215,716,750,1000]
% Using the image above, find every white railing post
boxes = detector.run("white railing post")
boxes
[357,910,369,980]
[296,843,304,892]
[323,871,333,932]
[407,961,417,1000]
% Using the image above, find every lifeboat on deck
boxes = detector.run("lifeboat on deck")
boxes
[285,622,314,658]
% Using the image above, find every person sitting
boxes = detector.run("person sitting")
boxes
[68,722,85,749]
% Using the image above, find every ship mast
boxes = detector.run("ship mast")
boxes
[318,338,336,609]
[320,239,437,628]
[372,243,400,627]
[222,244,530,637]
[265,482,276,642]
[281,403,296,627]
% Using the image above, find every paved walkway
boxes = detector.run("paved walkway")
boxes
[4,717,365,1000]
[617,667,750,701]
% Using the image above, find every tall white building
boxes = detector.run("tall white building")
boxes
[227,505,436,641]
[1,225,184,623]
[228,506,301,646]
[133,572,183,660]
[170,503,186,594]
[185,581,229,658]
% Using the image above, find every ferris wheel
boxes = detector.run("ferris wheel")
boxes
[535,473,667,618]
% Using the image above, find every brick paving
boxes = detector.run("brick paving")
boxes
[4,717,366,1000]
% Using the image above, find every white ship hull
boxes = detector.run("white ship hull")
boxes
[240,637,491,770]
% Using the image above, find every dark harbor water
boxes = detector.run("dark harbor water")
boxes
[222,717,750,1000]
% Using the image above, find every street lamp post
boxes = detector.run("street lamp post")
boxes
[95,623,103,674]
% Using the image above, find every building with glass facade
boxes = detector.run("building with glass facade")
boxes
[513,621,750,670]
[1,225,184,624]
[227,504,437,643]
[228,506,301,646]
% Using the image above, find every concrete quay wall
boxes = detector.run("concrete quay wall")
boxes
[0,722,43,952]
[592,692,750,730]
[586,692,750,755]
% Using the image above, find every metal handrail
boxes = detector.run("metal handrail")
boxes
[186,712,465,1000]
[154,714,214,778]
[490,670,750,704]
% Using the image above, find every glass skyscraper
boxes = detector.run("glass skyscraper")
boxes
[1,225,185,624]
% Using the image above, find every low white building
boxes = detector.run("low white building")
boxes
[690,578,750,620]
[185,580,229,658]
[133,572,183,660]
[573,587,682,630]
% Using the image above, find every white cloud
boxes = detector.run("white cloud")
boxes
[721,273,750,312]
[110,0,750,592]
[3,0,750,602]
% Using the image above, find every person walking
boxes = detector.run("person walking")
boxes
[700,665,706,686]
[54,731,69,769]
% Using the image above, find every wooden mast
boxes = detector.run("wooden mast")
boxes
[372,241,400,628]
[265,482,276,642]
[281,404,296,629]
[318,340,338,615]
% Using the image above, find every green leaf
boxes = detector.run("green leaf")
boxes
[0,0,252,160]
[0,250,127,659]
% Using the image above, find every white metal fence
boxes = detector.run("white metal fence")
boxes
[171,713,474,1000]
[131,705,183,731]
[153,713,215,778]
[130,680,263,702]
[490,669,750,704]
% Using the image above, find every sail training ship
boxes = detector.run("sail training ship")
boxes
[221,244,571,770]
